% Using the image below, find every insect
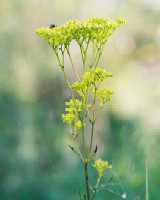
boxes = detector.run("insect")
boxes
[50,24,57,28]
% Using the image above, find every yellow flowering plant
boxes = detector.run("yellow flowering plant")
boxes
[35,17,125,200]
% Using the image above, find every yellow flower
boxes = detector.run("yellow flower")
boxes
[97,87,114,107]
[62,113,75,124]
[62,99,90,138]
[35,17,125,49]
[92,159,112,177]
[72,68,113,96]
[75,121,82,130]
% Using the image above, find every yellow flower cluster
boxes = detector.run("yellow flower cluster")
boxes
[35,26,73,49]
[62,113,75,125]
[62,99,90,138]
[92,159,112,177]
[72,68,112,96]
[96,86,114,107]
[82,68,112,85]
[65,99,83,112]
[35,17,125,49]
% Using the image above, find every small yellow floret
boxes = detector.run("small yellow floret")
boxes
[92,159,112,177]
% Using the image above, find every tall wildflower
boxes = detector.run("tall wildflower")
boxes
[35,17,125,200]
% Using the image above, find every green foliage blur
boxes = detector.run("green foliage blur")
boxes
[0,0,160,199]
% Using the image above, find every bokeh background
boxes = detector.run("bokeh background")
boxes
[0,0,160,199]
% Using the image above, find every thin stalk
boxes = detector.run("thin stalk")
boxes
[66,47,80,81]
[83,38,91,72]
[87,107,92,123]
[80,45,85,70]
[94,107,102,122]
[90,41,96,68]
[84,162,90,200]
[146,155,149,200]
[91,176,102,200]
[79,38,86,70]
[61,71,74,101]
[94,44,105,68]
[85,90,92,122]
[89,122,95,155]
[54,49,83,126]
[92,48,100,68]
[61,45,65,65]
[54,48,82,122]
[89,87,97,154]
[54,48,63,67]
[81,94,91,200]
[53,48,75,99]
[81,96,86,159]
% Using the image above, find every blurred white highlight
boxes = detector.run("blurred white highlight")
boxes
[122,193,127,199]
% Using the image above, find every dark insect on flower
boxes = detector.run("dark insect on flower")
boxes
[50,24,56,28]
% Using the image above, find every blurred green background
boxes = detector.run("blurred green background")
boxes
[0,0,160,199]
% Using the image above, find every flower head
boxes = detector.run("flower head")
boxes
[96,86,114,107]
[72,68,113,97]
[62,99,90,139]
[92,159,112,177]
[35,17,125,49]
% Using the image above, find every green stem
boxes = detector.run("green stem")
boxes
[89,87,97,154]
[94,107,102,122]
[94,43,105,68]
[93,48,100,68]
[146,155,149,200]
[83,38,91,71]
[90,41,96,68]
[54,48,63,67]
[84,162,90,200]
[62,68,74,98]
[94,49,103,68]
[87,108,92,123]
[66,47,81,81]
[81,96,86,159]
[95,176,101,189]
[79,38,86,70]
[92,176,102,200]
[89,122,95,155]
[81,95,90,200]
[53,48,75,100]
[80,46,85,70]
[54,48,81,122]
